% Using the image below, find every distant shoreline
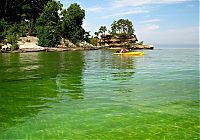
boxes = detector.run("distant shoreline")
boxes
[0,36,154,53]
[0,45,154,53]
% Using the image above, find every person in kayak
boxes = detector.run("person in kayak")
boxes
[120,48,128,53]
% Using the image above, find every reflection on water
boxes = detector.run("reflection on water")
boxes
[55,52,84,100]
[112,55,135,69]
[112,55,136,81]
[0,51,85,129]
[19,53,40,72]
[0,53,41,82]
[56,73,84,100]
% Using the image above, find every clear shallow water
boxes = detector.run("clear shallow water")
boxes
[0,48,199,139]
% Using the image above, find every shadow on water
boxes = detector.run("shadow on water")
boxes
[0,51,85,129]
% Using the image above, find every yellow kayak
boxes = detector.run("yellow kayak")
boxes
[113,52,144,56]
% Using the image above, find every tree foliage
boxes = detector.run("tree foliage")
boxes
[0,0,51,36]
[99,26,107,36]
[0,19,8,43]
[84,32,91,43]
[36,0,62,47]
[0,0,90,47]
[0,0,50,23]
[61,3,85,43]
[6,24,19,50]
[111,19,134,36]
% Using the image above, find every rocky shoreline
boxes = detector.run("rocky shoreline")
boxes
[0,44,154,53]
[0,36,154,53]
[0,45,100,53]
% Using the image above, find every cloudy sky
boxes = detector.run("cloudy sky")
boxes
[60,0,199,45]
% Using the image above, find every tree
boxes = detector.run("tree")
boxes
[99,26,107,36]
[0,0,50,22]
[36,0,62,47]
[6,24,19,50]
[111,21,117,35]
[61,3,85,43]
[99,26,107,44]
[94,32,99,38]
[0,0,89,47]
[94,32,99,46]
[84,31,91,42]
[111,19,134,36]
[0,19,8,43]
[0,0,50,35]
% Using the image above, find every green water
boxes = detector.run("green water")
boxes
[0,48,199,139]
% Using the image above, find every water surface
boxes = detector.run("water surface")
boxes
[0,48,199,139]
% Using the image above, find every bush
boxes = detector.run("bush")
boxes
[18,21,29,37]
[35,0,62,47]
[0,19,8,43]
[11,43,19,50]
[6,24,19,50]
[36,26,60,47]
[89,37,98,46]
[6,33,19,50]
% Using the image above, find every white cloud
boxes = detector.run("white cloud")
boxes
[86,6,103,12]
[101,9,149,19]
[139,24,160,32]
[112,0,189,8]
[142,18,160,23]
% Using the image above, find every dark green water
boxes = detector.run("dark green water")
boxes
[0,48,199,139]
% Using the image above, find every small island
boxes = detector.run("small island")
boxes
[90,19,154,50]
[0,0,153,53]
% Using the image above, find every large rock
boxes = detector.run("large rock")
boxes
[57,38,76,48]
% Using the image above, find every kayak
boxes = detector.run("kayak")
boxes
[113,52,144,56]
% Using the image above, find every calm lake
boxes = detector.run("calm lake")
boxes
[0,46,199,139]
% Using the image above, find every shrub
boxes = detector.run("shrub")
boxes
[6,24,19,50]
[11,43,19,50]
[89,37,98,46]
[0,19,8,43]
[18,21,29,37]
[36,0,62,47]
[36,26,60,47]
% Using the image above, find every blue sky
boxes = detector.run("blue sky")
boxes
[59,0,199,45]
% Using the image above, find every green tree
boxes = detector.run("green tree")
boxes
[18,20,29,37]
[61,3,85,43]
[84,31,91,43]
[6,24,19,50]
[0,19,8,43]
[94,32,99,46]
[36,0,62,47]
[99,26,107,36]
[94,32,99,38]
[111,19,134,36]
[0,0,50,35]
[111,21,117,35]
[99,26,107,44]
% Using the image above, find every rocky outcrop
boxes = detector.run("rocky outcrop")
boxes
[1,44,11,52]
[78,41,98,50]
[99,34,154,49]
[56,38,77,48]
[1,36,99,53]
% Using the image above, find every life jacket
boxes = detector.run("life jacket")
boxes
[122,48,126,53]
